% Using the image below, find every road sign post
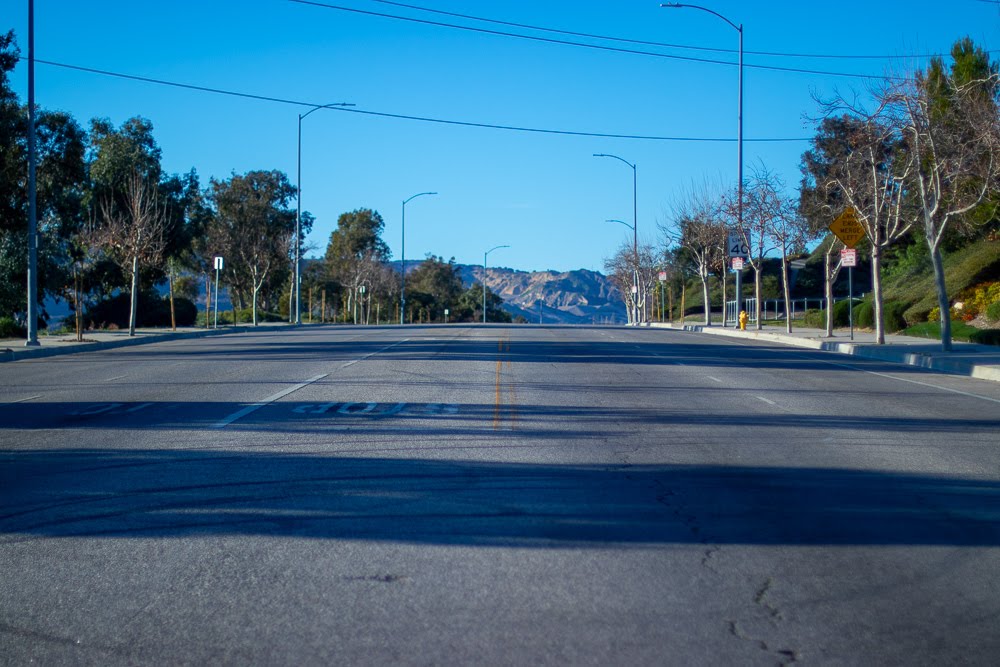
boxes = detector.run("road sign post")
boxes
[728,231,749,328]
[830,210,864,340]
[213,256,223,329]
[841,248,858,340]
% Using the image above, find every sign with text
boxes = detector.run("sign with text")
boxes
[728,231,750,258]
[658,271,668,282]
[841,248,857,268]
[731,256,745,271]
[829,207,866,249]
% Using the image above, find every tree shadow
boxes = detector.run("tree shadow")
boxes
[2,450,998,547]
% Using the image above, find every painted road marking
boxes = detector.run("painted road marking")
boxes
[340,339,408,369]
[756,396,777,406]
[68,402,156,416]
[706,376,723,383]
[8,395,41,404]
[213,374,329,429]
[72,403,123,416]
[291,402,458,418]
[813,358,1000,405]
[103,375,128,382]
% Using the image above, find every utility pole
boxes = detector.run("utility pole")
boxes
[25,0,39,347]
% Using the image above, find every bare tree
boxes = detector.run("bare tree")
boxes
[724,165,779,330]
[662,184,726,326]
[817,92,914,344]
[760,171,814,333]
[91,170,167,336]
[890,68,1000,350]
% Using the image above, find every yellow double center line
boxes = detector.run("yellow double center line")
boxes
[493,336,517,430]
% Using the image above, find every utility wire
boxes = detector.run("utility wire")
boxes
[366,0,981,61]
[28,57,811,142]
[289,0,894,80]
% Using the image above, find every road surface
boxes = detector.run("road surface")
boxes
[2,324,999,664]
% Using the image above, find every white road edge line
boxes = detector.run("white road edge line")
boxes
[814,358,1000,405]
[213,374,329,429]
[8,395,42,404]
[755,395,777,406]
[103,375,128,382]
[706,376,723,384]
[340,339,408,369]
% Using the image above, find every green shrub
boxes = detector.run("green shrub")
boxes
[969,329,1000,345]
[0,316,26,339]
[84,291,198,329]
[233,308,284,324]
[803,309,825,328]
[986,300,1000,323]
[832,299,855,327]
[854,300,875,329]
[883,301,908,333]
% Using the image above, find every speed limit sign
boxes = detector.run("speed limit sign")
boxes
[727,231,750,258]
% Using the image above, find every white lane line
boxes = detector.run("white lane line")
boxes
[8,395,41,404]
[814,358,1000,405]
[756,396,777,406]
[213,374,328,429]
[706,376,723,384]
[340,339,408,369]
[103,375,128,382]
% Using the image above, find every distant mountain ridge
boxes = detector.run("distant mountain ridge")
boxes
[458,265,626,324]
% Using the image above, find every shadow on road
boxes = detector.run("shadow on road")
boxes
[3,449,998,547]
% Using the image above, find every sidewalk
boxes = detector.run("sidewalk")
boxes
[649,321,1000,383]
[0,323,300,364]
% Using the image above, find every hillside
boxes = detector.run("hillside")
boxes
[459,265,626,324]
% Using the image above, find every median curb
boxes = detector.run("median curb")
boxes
[0,323,307,364]
[649,322,1000,384]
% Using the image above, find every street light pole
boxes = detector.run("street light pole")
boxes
[296,101,353,325]
[25,0,39,347]
[594,153,639,324]
[483,245,510,324]
[400,191,437,325]
[661,3,743,324]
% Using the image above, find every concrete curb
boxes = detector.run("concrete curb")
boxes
[649,322,1000,383]
[0,323,306,364]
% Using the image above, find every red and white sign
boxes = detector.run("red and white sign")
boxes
[841,248,857,268]
[731,257,744,271]
[658,271,668,282]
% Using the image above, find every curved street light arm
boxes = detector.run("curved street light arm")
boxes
[660,3,741,33]
[606,218,635,232]
[593,152,636,170]
[299,101,356,121]
[400,192,439,325]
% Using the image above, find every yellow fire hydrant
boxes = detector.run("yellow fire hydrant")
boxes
[738,310,748,331]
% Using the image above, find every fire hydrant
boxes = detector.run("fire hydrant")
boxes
[738,310,748,331]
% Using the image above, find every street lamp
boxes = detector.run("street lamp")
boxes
[400,191,437,325]
[483,245,510,324]
[25,0,39,347]
[594,153,639,324]
[606,219,640,325]
[661,2,744,323]
[296,101,354,325]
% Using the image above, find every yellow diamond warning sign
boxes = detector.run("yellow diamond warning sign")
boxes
[828,207,866,249]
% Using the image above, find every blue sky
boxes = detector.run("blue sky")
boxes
[7,1,1000,273]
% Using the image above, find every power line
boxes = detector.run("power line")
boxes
[28,57,811,142]
[289,0,893,80]
[366,0,982,61]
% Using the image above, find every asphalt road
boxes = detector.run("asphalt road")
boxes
[2,324,999,665]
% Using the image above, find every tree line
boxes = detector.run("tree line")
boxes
[1,30,507,338]
[605,38,1000,350]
